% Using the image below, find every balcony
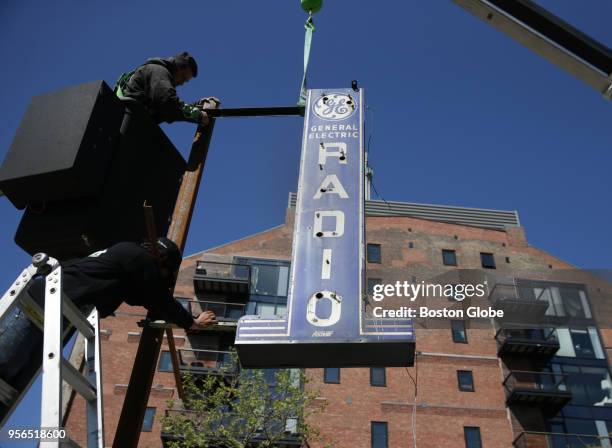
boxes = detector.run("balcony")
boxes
[161,409,302,448]
[194,261,251,297]
[504,371,572,413]
[183,299,245,332]
[495,328,560,359]
[513,431,612,448]
[489,284,549,323]
[178,348,237,377]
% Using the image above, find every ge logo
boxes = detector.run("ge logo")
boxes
[313,93,356,121]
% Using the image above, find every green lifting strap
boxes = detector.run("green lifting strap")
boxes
[298,15,315,107]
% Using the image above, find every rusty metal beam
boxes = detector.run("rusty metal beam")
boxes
[165,328,184,400]
[112,113,217,448]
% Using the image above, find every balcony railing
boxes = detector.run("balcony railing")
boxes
[504,370,572,411]
[489,283,549,323]
[495,328,560,358]
[194,261,251,296]
[178,348,237,376]
[161,409,302,447]
[513,431,612,448]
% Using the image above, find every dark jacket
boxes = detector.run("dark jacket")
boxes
[30,241,194,329]
[121,57,199,124]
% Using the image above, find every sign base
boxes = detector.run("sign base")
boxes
[236,340,416,369]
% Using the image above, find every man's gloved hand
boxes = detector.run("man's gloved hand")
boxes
[197,97,221,109]
[207,97,221,107]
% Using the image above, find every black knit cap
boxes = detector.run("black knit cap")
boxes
[173,51,198,77]
[157,237,182,272]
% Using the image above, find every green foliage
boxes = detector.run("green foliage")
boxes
[161,353,331,448]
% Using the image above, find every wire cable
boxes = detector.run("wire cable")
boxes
[371,180,393,211]
[404,353,418,448]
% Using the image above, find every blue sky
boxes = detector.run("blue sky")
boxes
[1,0,611,443]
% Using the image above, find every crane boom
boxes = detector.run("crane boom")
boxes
[452,0,612,98]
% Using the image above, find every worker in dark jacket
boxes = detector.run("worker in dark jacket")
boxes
[0,238,215,386]
[116,51,219,125]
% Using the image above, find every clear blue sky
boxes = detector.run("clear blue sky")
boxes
[1,0,611,443]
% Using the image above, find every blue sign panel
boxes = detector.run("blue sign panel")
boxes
[235,88,415,368]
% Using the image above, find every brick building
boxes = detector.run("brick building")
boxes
[65,193,612,447]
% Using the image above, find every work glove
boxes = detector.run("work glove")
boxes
[197,96,221,109]
[207,97,221,107]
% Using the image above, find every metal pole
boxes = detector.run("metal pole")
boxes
[112,113,217,448]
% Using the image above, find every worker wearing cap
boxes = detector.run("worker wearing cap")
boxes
[0,238,216,386]
[115,51,220,125]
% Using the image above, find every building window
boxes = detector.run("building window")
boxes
[235,258,290,297]
[408,242,414,248]
[556,328,605,359]
[370,368,386,387]
[367,278,382,296]
[442,249,457,266]
[464,427,482,448]
[324,368,340,384]
[556,363,612,406]
[142,407,156,432]
[367,244,382,263]
[371,422,388,448]
[480,252,496,269]
[158,350,173,372]
[518,283,592,319]
[451,320,468,343]
[457,371,475,392]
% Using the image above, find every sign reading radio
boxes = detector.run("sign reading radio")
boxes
[235,88,415,368]
[291,91,362,341]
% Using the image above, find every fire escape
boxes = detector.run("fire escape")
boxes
[489,282,574,446]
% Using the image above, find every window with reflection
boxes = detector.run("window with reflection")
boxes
[142,407,156,432]
[370,368,386,387]
[367,244,382,264]
[556,327,605,359]
[235,258,290,297]
[451,320,468,343]
[324,368,340,384]
[464,427,482,448]
[517,282,592,319]
[251,264,289,296]
[555,364,612,407]
[547,418,612,447]
[371,422,388,448]
[158,351,173,372]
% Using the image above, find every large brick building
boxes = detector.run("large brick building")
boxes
[65,193,612,447]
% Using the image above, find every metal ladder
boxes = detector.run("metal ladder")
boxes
[0,253,104,447]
